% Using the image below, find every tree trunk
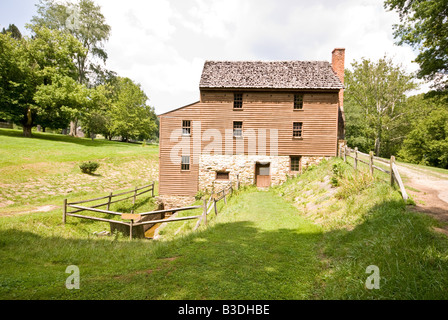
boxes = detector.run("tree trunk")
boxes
[69,119,78,137]
[69,121,76,136]
[374,138,381,157]
[23,125,32,137]
[23,107,33,138]
[374,115,382,156]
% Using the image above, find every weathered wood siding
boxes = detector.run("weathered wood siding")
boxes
[159,102,201,196]
[159,90,340,196]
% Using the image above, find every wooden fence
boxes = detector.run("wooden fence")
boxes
[63,182,155,221]
[62,181,234,240]
[341,146,409,201]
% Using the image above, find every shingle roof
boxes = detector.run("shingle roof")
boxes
[199,60,344,90]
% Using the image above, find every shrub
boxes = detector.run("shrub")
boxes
[79,161,100,174]
[335,170,373,199]
[195,190,205,200]
[330,162,345,187]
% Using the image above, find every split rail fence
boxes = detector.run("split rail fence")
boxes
[62,181,234,240]
[341,146,409,201]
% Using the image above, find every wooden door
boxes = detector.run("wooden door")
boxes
[256,163,271,188]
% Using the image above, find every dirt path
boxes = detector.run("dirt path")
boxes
[396,163,448,224]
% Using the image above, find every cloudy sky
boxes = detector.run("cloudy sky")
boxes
[0,0,427,115]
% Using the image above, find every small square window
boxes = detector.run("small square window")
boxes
[290,156,301,172]
[293,122,303,138]
[216,171,229,180]
[294,94,303,110]
[234,94,243,109]
[182,120,191,136]
[181,156,190,171]
[233,121,243,138]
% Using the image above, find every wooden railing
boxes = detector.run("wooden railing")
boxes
[341,146,409,201]
[63,182,155,219]
[62,181,234,239]
[193,182,233,230]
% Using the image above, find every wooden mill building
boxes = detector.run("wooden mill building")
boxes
[158,48,346,201]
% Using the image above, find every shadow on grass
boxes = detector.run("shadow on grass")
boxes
[2,198,448,300]
[319,198,448,300]
[0,218,322,300]
[112,196,155,213]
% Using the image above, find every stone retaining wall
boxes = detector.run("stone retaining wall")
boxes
[158,154,331,208]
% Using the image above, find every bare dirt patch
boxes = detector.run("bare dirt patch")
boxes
[0,158,159,214]
[397,164,448,224]
[0,204,60,216]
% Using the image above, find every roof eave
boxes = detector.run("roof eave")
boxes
[199,86,344,91]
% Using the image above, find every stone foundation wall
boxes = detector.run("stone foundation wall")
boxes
[199,154,292,193]
[338,139,347,157]
[158,154,333,205]
[156,195,195,210]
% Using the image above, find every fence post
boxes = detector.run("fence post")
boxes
[354,147,358,171]
[129,220,133,240]
[203,199,207,226]
[390,156,395,186]
[223,187,227,205]
[343,146,347,163]
[151,182,155,197]
[63,199,67,224]
[107,192,113,211]
[369,151,374,176]
[133,186,137,205]
[214,198,218,216]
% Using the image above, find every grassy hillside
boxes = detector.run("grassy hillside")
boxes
[0,129,159,214]
[274,159,448,299]
[1,131,448,299]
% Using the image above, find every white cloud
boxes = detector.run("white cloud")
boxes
[89,0,427,115]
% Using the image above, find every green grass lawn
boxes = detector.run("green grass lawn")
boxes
[0,129,159,214]
[0,187,323,299]
[275,158,448,299]
[2,131,448,300]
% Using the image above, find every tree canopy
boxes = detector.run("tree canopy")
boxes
[384,0,448,89]
[398,93,448,168]
[0,26,86,137]
[81,77,158,142]
[1,24,22,39]
[31,0,111,86]
[0,5,158,141]
[344,56,417,157]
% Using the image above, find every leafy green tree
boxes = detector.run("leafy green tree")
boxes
[31,0,111,135]
[1,24,22,39]
[79,78,158,142]
[80,84,113,140]
[344,57,418,157]
[0,33,35,136]
[31,0,111,85]
[33,73,90,132]
[109,77,158,142]
[0,27,86,137]
[384,0,448,89]
[399,94,448,168]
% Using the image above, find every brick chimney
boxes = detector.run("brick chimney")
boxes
[332,49,345,82]
[331,48,346,141]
